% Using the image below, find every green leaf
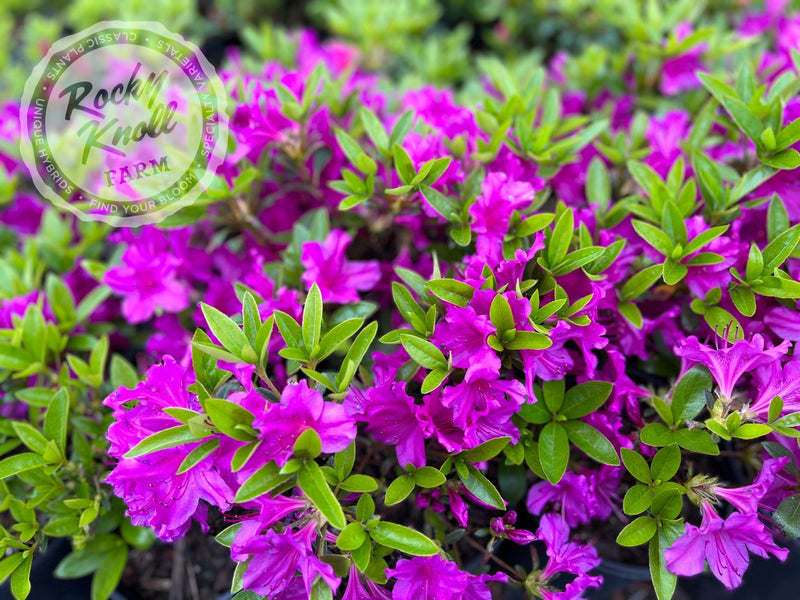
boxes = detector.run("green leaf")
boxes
[75,286,112,322]
[730,285,757,317]
[0,554,26,585]
[762,225,800,274]
[618,301,643,329]
[274,310,304,350]
[632,221,672,256]
[337,523,367,551]
[586,157,610,210]
[623,484,654,515]
[505,331,553,350]
[762,148,800,170]
[662,259,688,286]
[617,516,657,547]
[461,437,511,463]
[651,490,683,520]
[204,398,257,441]
[303,284,323,354]
[45,274,76,325]
[400,335,447,370]
[91,544,127,600]
[563,421,620,465]
[734,423,773,439]
[360,108,389,152]
[385,475,415,505]
[123,426,198,458]
[241,292,261,348]
[293,429,322,459]
[547,209,574,266]
[317,319,363,362]
[774,494,800,538]
[340,474,378,493]
[0,453,47,478]
[414,466,447,488]
[561,381,613,419]
[234,462,287,503]
[110,355,139,390]
[672,429,719,456]
[421,187,460,220]
[356,493,376,522]
[369,522,438,556]
[458,463,506,510]
[539,422,570,484]
[683,225,729,256]
[621,448,652,483]
[392,145,416,185]
[427,279,474,307]
[201,303,253,361]
[298,461,346,529]
[671,365,712,422]
[44,388,69,454]
[420,368,450,394]
[393,282,428,333]
[12,422,48,456]
[650,444,681,482]
[335,442,356,481]
[542,379,565,413]
[389,111,415,147]
[650,522,683,600]
[621,265,663,300]
[10,552,32,600]
[337,322,377,392]
[768,196,790,242]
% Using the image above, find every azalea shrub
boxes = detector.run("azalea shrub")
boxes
[2,1,800,600]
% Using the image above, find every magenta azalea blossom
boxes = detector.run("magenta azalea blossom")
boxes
[665,503,788,590]
[232,520,340,597]
[386,555,505,600]
[251,379,356,466]
[675,334,790,399]
[104,357,235,541]
[527,472,594,527]
[300,230,381,303]
[714,457,790,513]
[535,513,602,600]
[104,227,190,324]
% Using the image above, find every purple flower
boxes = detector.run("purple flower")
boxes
[527,472,593,527]
[469,172,539,262]
[251,380,356,467]
[714,457,791,513]
[232,520,340,597]
[665,503,788,590]
[386,555,505,600]
[386,555,468,600]
[764,304,800,340]
[348,381,428,468]
[300,230,381,303]
[440,376,526,430]
[645,110,690,178]
[104,357,235,541]
[104,227,190,324]
[534,513,602,600]
[660,24,707,95]
[430,301,499,381]
[750,360,800,418]
[675,334,790,399]
[490,511,537,545]
[342,563,391,600]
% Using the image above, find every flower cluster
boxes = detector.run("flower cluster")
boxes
[2,3,800,600]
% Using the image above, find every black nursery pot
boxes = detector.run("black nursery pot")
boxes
[0,539,127,600]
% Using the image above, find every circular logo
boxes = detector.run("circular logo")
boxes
[19,21,229,227]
